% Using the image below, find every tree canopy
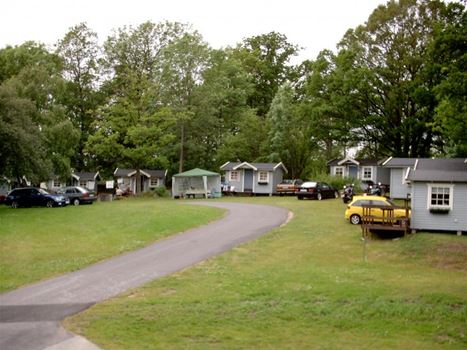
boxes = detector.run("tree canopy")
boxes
[1,1,465,187]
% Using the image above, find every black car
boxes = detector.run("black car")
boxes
[5,187,69,208]
[57,186,96,205]
[296,181,339,200]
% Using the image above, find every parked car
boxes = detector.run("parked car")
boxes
[276,179,303,196]
[5,187,69,208]
[57,186,96,205]
[344,195,410,225]
[296,181,339,200]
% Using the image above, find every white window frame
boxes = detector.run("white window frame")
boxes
[258,171,269,183]
[362,167,373,180]
[53,180,61,188]
[334,166,344,177]
[427,184,454,210]
[229,170,239,182]
[150,178,159,187]
[79,180,87,188]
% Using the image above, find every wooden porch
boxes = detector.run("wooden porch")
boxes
[361,203,411,238]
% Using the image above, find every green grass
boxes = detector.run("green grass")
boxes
[65,197,467,349]
[0,198,224,292]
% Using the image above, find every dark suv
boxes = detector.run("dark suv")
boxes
[5,187,69,208]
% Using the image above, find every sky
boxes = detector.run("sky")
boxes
[0,0,386,62]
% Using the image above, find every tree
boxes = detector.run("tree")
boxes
[56,23,103,170]
[87,21,188,192]
[334,0,457,157]
[0,42,79,183]
[429,2,467,156]
[233,32,299,117]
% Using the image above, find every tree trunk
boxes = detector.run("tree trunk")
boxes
[179,123,184,173]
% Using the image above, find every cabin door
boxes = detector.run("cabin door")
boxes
[244,169,253,192]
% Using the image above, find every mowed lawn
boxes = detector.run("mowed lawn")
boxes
[0,198,224,292]
[66,197,467,350]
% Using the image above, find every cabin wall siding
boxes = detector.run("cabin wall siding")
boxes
[389,168,411,199]
[411,182,467,232]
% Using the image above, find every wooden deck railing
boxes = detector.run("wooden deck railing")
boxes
[361,204,411,238]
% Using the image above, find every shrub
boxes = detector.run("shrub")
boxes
[310,173,361,192]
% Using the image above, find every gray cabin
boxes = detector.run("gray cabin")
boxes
[407,158,467,235]
[328,157,390,190]
[71,172,101,191]
[381,157,417,199]
[114,168,167,194]
[220,162,287,195]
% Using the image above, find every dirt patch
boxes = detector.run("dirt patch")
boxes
[431,241,467,272]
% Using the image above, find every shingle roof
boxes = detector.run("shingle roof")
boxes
[381,157,417,168]
[114,168,167,178]
[407,158,467,182]
[220,162,287,172]
[327,158,381,166]
[72,172,100,181]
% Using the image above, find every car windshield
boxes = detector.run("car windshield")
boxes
[39,188,49,195]
[76,186,88,192]
[301,182,317,188]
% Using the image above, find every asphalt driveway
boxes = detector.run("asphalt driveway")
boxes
[0,201,289,350]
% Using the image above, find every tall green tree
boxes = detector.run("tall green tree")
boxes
[429,2,467,156]
[233,32,299,117]
[87,21,188,191]
[0,42,79,183]
[56,23,103,170]
[334,0,457,157]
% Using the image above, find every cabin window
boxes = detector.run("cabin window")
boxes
[334,167,344,177]
[258,171,269,183]
[79,180,87,187]
[362,167,372,180]
[150,178,159,187]
[230,171,239,181]
[53,180,61,188]
[427,184,453,210]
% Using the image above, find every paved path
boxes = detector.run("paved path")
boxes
[0,202,289,350]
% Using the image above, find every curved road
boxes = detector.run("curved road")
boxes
[0,202,289,350]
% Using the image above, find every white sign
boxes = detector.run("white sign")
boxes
[106,181,114,189]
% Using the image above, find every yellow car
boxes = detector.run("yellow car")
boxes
[344,195,410,225]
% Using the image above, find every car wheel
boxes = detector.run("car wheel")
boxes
[350,214,361,225]
[11,201,19,209]
[298,196,303,200]
[73,198,80,206]
[334,191,339,199]
[46,200,54,208]
[317,193,322,201]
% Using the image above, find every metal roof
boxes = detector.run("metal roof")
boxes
[173,168,220,177]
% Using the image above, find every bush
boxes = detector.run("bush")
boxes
[152,186,170,198]
[311,173,361,192]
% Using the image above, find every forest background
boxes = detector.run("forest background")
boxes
[0,0,465,189]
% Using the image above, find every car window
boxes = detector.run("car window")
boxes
[352,200,371,207]
[321,183,329,190]
[371,200,390,206]
[66,189,75,194]
[30,189,39,195]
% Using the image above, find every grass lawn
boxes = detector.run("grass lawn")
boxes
[0,198,224,292]
[65,197,467,349]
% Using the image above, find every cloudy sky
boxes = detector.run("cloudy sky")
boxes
[1,0,386,62]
